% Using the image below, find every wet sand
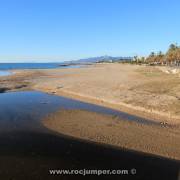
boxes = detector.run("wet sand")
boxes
[0,91,179,180]
[43,109,180,160]
[0,69,45,92]
[1,131,180,180]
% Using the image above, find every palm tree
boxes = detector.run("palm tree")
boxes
[166,43,179,65]
[157,51,164,64]
[169,43,178,51]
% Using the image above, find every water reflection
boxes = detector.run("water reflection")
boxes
[0,91,162,131]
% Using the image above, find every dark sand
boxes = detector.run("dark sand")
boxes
[43,109,180,160]
[1,130,180,180]
[0,91,179,180]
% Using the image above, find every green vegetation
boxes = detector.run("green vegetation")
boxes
[146,43,180,66]
[131,43,180,66]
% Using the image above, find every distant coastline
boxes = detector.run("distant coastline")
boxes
[0,63,60,70]
[0,62,86,70]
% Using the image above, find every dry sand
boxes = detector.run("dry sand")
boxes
[43,109,180,160]
[33,63,180,125]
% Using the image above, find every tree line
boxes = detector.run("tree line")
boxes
[133,43,180,66]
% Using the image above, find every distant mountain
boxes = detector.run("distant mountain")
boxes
[61,56,132,65]
[75,55,133,63]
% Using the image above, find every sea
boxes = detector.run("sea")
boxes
[0,63,82,76]
[0,63,62,70]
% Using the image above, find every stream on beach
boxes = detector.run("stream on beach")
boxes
[0,91,165,127]
[0,91,179,180]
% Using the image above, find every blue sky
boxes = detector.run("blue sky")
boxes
[0,0,180,62]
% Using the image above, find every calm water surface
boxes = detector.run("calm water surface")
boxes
[0,70,12,76]
[0,91,161,128]
[0,63,86,78]
[0,63,84,70]
[0,63,60,70]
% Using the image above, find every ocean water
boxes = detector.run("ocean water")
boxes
[0,71,12,76]
[0,63,84,76]
[0,63,60,70]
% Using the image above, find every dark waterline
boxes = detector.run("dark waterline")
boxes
[0,91,179,180]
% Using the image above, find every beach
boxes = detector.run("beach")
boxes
[0,63,180,160]
[2,1,180,179]
[34,63,180,124]
[43,109,180,160]
[0,90,179,180]
[1,63,180,124]
[0,63,180,179]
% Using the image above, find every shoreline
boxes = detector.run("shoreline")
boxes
[1,63,180,160]
[0,63,180,125]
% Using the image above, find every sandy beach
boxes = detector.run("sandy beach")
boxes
[2,1,180,179]
[1,63,180,124]
[1,63,180,160]
[32,63,179,124]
